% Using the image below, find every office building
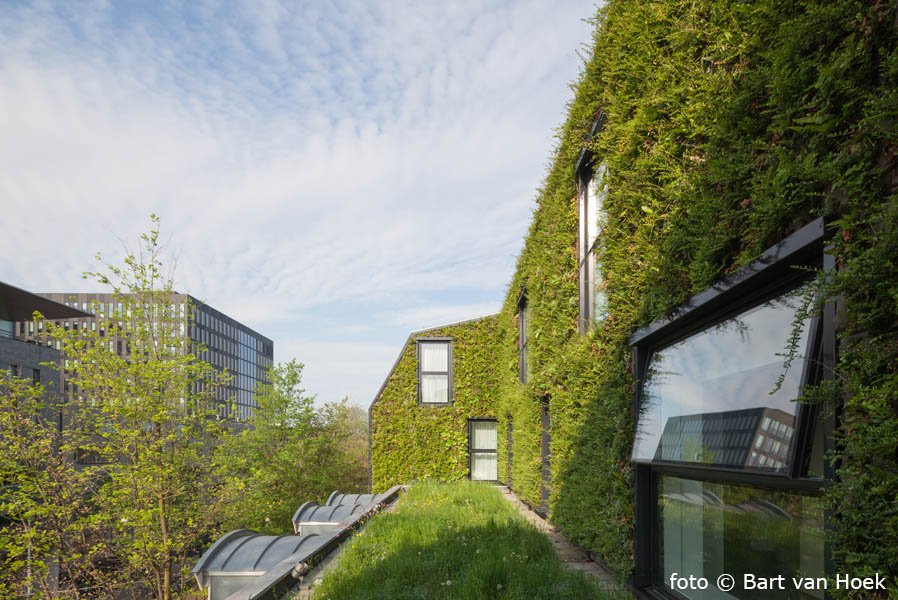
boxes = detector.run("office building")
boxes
[15,292,273,421]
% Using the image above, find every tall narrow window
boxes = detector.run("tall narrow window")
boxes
[578,163,609,332]
[417,339,451,404]
[518,293,529,383]
[506,417,514,486]
[469,419,498,481]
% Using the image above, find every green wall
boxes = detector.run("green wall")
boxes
[370,316,501,491]
[372,0,898,590]
[495,0,898,585]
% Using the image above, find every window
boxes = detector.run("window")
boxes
[469,419,498,481]
[517,292,529,383]
[629,218,833,597]
[578,163,609,332]
[506,417,514,486]
[659,477,824,599]
[417,339,451,404]
[632,285,812,474]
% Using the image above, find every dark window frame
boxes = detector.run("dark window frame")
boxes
[517,290,528,383]
[628,217,837,594]
[576,112,607,334]
[416,337,453,405]
[539,397,551,514]
[506,415,514,487]
[468,417,498,482]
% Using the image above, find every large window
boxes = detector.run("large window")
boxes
[633,285,813,474]
[660,477,824,600]
[630,218,833,598]
[578,162,608,332]
[469,419,497,481]
[417,339,451,404]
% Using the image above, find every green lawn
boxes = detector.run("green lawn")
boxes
[311,481,624,599]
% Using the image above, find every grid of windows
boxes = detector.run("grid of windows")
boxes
[18,293,273,422]
[192,304,273,421]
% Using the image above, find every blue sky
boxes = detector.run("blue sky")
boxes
[0,1,596,407]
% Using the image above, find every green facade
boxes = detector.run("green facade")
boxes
[371,0,898,591]
[370,316,501,490]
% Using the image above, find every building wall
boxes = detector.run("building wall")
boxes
[17,292,273,421]
[371,0,898,589]
[0,336,61,394]
[490,0,898,585]
[369,316,500,491]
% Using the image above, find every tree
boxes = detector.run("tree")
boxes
[45,216,228,599]
[0,374,113,598]
[215,361,369,534]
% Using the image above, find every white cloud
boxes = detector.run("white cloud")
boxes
[0,0,596,405]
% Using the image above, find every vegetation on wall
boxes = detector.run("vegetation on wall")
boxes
[491,0,898,587]
[370,316,501,491]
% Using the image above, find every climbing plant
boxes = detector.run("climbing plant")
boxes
[370,316,501,491]
[493,0,898,586]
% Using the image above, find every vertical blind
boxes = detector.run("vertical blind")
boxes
[420,342,449,371]
[471,421,498,481]
[420,341,450,404]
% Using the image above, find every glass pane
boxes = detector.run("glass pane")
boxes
[633,287,812,473]
[421,374,449,404]
[471,452,497,481]
[660,476,824,600]
[586,164,608,251]
[420,342,449,372]
[471,421,497,451]
[595,268,607,322]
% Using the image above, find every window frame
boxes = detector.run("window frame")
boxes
[575,112,608,334]
[628,217,836,593]
[468,418,498,482]
[416,337,453,406]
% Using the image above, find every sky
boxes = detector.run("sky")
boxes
[0,1,597,408]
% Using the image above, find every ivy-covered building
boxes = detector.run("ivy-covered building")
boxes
[370,1,898,598]
[370,316,501,490]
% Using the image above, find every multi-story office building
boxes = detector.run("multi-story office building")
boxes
[15,292,273,421]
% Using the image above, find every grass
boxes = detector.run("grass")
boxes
[311,481,625,599]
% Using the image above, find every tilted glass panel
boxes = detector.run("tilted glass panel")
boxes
[420,342,449,372]
[471,421,497,451]
[633,286,811,473]
[420,374,449,404]
[659,476,824,600]
[471,452,498,481]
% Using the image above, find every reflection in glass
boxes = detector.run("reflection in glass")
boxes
[660,476,824,600]
[633,287,811,473]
